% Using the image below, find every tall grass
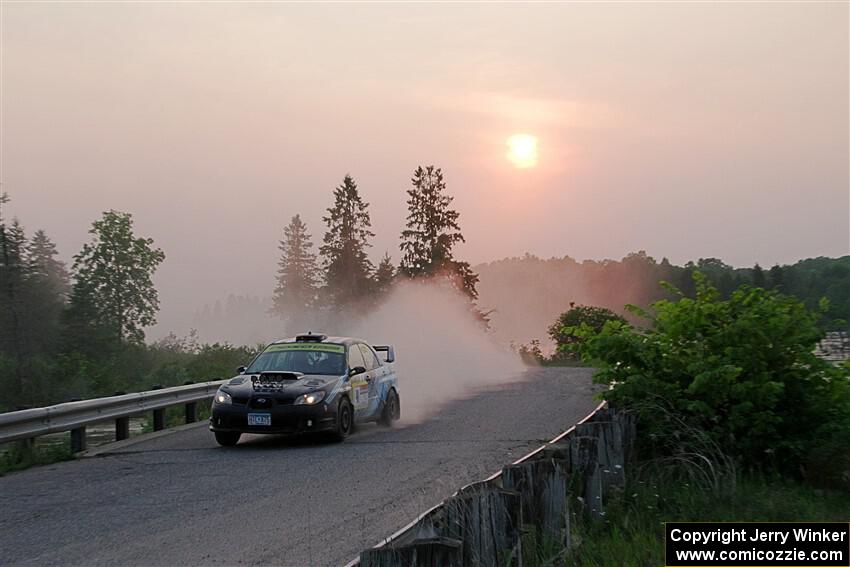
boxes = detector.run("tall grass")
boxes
[0,442,73,475]
[561,473,850,567]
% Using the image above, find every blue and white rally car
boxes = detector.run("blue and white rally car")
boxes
[209,333,400,446]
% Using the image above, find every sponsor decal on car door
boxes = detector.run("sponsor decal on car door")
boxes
[348,345,370,413]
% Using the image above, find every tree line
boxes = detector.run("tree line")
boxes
[0,165,478,410]
[271,166,480,329]
[476,251,850,350]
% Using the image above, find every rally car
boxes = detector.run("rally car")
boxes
[209,333,400,446]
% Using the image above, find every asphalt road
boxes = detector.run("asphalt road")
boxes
[0,367,601,567]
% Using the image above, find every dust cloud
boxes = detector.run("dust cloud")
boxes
[348,281,527,423]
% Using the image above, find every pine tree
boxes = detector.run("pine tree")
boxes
[768,264,785,291]
[66,210,165,346]
[27,230,70,299]
[373,252,396,297]
[0,195,29,399]
[271,214,319,319]
[320,175,375,309]
[752,263,766,288]
[399,165,479,299]
[24,230,69,355]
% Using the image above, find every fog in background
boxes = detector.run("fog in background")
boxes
[2,2,848,343]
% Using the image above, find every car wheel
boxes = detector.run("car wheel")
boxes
[215,431,241,447]
[379,389,400,427]
[332,397,353,441]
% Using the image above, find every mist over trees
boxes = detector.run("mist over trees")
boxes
[270,166,480,332]
[2,167,848,412]
[476,252,850,350]
[271,214,319,327]
[0,198,250,411]
[1,194,71,405]
[373,253,396,297]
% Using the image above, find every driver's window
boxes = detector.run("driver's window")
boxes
[359,344,381,370]
[347,346,366,371]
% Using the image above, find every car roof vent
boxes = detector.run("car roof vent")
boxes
[295,332,327,342]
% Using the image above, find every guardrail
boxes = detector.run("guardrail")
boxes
[0,380,226,452]
[348,399,634,566]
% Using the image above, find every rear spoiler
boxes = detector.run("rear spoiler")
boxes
[373,345,395,364]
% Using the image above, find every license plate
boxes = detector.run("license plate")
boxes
[248,413,271,426]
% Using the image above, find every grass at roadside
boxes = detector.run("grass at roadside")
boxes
[1,403,212,475]
[0,442,74,475]
[530,473,850,566]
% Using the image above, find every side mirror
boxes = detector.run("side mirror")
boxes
[349,366,366,377]
[237,366,247,374]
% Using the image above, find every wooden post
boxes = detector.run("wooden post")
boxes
[503,457,570,550]
[360,538,463,567]
[576,420,624,491]
[570,436,603,519]
[441,486,522,566]
[115,416,130,441]
[70,426,86,453]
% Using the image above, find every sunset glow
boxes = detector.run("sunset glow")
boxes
[506,134,539,168]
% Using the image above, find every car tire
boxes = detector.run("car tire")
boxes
[331,397,354,441]
[379,389,400,427]
[215,431,241,447]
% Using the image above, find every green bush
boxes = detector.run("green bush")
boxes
[549,304,626,361]
[577,273,850,484]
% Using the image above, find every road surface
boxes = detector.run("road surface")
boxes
[0,367,601,566]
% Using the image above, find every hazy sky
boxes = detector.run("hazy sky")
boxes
[2,2,848,335]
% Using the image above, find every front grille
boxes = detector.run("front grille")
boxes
[249,397,272,409]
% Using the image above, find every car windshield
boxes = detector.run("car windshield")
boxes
[246,344,347,376]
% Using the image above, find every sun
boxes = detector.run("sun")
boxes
[506,134,538,168]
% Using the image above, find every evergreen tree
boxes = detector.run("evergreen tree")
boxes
[320,175,375,308]
[271,214,319,320]
[0,194,29,399]
[66,210,165,347]
[373,252,396,297]
[24,230,69,357]
[768,264,785,291]
[399,165,479,299]
[27,230,70,298]
[752,263,766,288]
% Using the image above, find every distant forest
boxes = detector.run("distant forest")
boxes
[476,252,850,350]
[2,175,847,412]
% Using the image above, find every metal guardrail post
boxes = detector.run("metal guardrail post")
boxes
[71,426,86,453]
[152,385,165,431]
[185,402,197,424]
[112,391,130,441]
[152,410,165,431]
[115,417,130,441]
[184,381,197,424]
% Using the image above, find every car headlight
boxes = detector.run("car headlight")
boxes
[294,390,326,405]
[214,390,232,405]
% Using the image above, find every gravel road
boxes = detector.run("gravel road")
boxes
[0,367,601,566]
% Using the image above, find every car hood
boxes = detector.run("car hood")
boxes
[220,373,341,397]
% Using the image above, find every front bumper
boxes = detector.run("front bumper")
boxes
[210,402,337,435]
